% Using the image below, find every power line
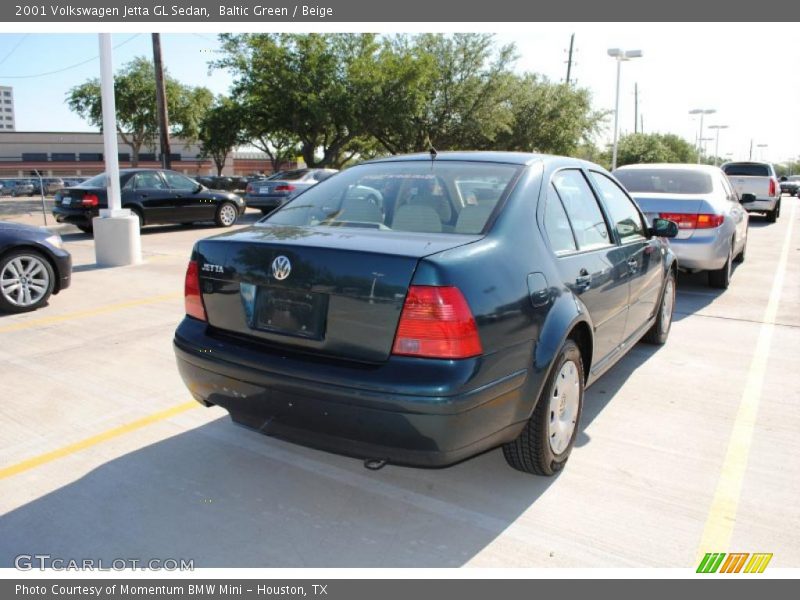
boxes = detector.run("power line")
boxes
[0,34,29,69]
[0,34,141,79]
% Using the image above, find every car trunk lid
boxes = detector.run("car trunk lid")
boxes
[195,223,481,362]
[632,193,715,239]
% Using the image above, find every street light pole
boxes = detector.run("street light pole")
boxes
[708,125,728,167]
[608,48,642,171]
[689,108,716,164]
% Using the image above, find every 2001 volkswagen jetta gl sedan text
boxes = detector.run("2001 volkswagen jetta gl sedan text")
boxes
[173,152,679,475]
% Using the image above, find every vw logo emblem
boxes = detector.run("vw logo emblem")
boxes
[271,255,292,280]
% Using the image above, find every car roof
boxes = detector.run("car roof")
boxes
[365,151,548,166]
[615,163,721,173]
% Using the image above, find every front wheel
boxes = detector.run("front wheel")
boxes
[215,202,239,227]
[643,270,676,344]
[503,339,584,475]
[0,250,55,313]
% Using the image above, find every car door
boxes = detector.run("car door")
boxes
[162,171,214,223]
[587,170,662,344]
[719,173,748,252]
[126,171,173,224]
[548,169,631,367]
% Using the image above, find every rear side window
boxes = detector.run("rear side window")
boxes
[265,160,521,235]
[589,172,646,243]
[543,184,578,255]
[722,163,770,177]
[551,170,611,250]
[614,168,713,194]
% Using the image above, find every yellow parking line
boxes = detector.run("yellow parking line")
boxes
[0,401,199,480]
[696,199,797,560]
[0,292,182,333]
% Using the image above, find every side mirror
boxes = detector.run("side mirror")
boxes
[780,176,787,182]
[649,218,679,238]
[740,193,756,204]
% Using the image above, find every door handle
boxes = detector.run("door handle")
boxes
[575,268,591,291]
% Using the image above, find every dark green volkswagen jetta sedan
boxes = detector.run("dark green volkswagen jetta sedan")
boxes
[173,152,679,475]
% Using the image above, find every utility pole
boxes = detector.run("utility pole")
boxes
[152,33,171,170]
[565,33,575,85]
[749,139,753,160]
[640,113,644,134]
[634,83,639,133]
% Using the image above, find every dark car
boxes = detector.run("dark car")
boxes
[52,169,246,234]
[0,221,71,313]
[174,153,678,475]
[244,168,338,214]
[779,175,800,196]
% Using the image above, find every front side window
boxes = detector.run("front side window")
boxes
[589,172,646,243]
[163,171,198,191]
[551,170,611,250]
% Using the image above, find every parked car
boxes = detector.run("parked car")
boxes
[52,169,246,234]
[10,180,35,197]
[614,164,748,289]
[721,161,781,222]
[244,168,339,214]
[174,152,679,476]
[0,221,71,313]
[779,175,800,196]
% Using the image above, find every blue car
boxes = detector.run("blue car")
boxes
[174,152,678,475]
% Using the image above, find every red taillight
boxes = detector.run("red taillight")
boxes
[184,260,207,321]
[392,286,482,359]
[246,184,253,194]
[769,178,776,196]
[274,184,296,192]
[659,212,723,229]
[81,193,99,207]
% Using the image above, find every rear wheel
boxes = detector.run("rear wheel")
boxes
[215,201,238,227]
[767,200,780,223]
[0,250,55,313]
[503,339,584,475]
[643,270,676,345]
[734,230,747,264]
[708,242,733,289]
[76,224,93,234]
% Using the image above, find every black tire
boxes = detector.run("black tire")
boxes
[260,208,272,216]
[734,231,747,264]
[0,250,55,314]
[215,201,239,227]
[503,339,584,476]
[766,200,780,223]
[76,224,93,234]
[126,207,144,230]
[643,269,676,345]
[708,242,733,289]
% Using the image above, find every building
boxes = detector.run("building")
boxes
[0,131,295,179]
[0,86,15,131]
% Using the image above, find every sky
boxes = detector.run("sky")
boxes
[0,24,798,164]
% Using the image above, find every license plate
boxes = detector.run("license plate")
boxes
[259,186,270,194]
[62,197,71,206]
[253,287,327,340]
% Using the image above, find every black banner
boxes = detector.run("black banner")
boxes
[5,0,800,22]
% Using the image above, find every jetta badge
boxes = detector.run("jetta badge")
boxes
[271,255,292,280]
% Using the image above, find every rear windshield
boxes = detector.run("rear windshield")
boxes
[264,161,522,235]
[76,173,107,188]
[722,163,770,177]
[276,170,311,181]
[614,169,713,194]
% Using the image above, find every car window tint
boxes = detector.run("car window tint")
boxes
[278,170,309,181]
[589,172,646,243]
[163,171,198,191]
[614,168,713,194]
[719,175,735,200]
[134,172,167,190]
[543,184,578,255]
[722,163,769,177]
[551,170,612,250]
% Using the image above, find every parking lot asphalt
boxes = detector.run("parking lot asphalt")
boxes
[0,197,798,568]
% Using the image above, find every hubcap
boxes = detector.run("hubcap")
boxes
[661,277,675,328]
[548,359,581,455]
[1,255,49,307]
[220,204,236,226]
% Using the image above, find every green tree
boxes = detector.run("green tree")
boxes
[198,97,245,176]
[611,132,699,167]
[67,56,213,166]
[496,75,606,155]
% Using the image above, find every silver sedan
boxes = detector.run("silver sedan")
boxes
[613,164,748,289]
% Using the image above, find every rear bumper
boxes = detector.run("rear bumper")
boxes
[52,206,96,227]
[243,195,288,211]
[173,317,530,467]
[669,230,729,271]
[741,198,778,213]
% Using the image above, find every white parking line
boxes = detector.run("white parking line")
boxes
[696,198,797,559]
